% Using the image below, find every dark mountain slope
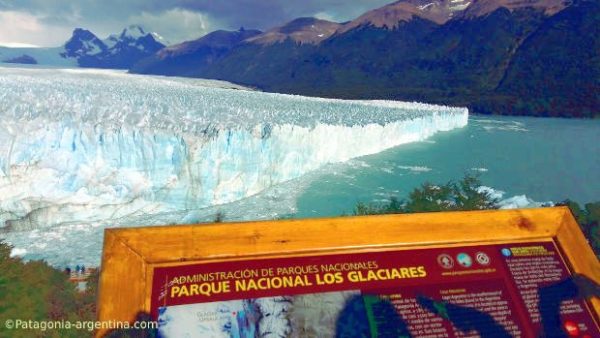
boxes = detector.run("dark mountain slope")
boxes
[132,18,340,79]
[131,28,261,76]
[130,0,598,118]
[496,0,600,117]
[246,17,341,45]
[200,39,317,89]
[196,18,343,88]
[204,7,547,99]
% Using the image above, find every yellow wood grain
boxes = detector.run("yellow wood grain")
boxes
[112,207,563,264]
[97,230,147,337]
[555,209,600,313]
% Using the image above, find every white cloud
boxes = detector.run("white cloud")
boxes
[314,11,337,22]
[0,11,73,47]
[0,42,40,48]
[128,8,215,45]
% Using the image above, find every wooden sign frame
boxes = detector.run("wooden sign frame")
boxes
[97,206,600,336]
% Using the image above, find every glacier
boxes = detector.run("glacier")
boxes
[0,66,468,265]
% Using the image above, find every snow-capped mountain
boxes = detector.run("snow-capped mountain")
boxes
[1,25,166,69]
[63,25,166,68]
[61,28,107,58]
[104,27,169,49]
[111,25,167,52]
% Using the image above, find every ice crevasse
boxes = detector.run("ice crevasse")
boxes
[0,67,468,231]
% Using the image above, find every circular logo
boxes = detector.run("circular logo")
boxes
[475,252,491,266]
[456,253,472,268]
[501,248,512,257]
[437,254,454,269]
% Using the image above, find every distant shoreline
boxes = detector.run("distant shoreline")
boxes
[1,63,597,120]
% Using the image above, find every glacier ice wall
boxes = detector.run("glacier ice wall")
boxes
[0,67,468,233]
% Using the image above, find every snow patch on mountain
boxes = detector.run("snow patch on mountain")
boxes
[120,25,147,40]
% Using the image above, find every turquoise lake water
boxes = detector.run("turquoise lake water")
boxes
[295,115,600,217]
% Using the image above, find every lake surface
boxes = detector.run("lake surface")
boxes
[295,116,600,217]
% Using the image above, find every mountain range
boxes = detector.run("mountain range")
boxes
[131,28,262,77]
[0,25,166,69]
[131,0,599,118]
[2,0,598,118]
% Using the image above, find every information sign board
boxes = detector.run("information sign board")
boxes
[98,207,600,337]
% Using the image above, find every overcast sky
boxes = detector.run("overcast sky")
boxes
[0,0,393,47]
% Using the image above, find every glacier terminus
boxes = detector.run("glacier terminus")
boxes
[0,66,468,266]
